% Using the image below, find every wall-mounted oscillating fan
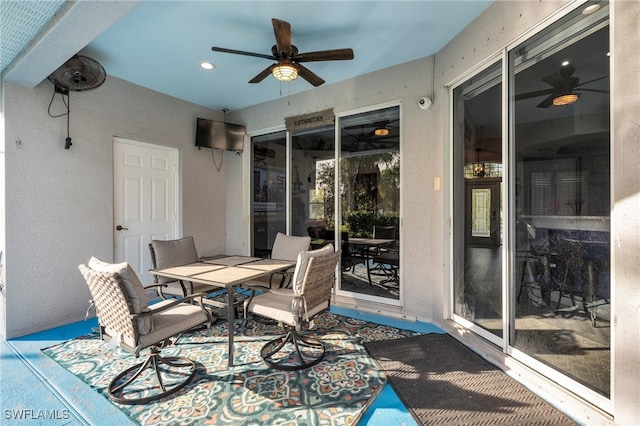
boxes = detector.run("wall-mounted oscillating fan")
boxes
[47,55,106,92]
[47,55,106,149]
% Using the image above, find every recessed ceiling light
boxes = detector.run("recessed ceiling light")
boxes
[200,62,215,70]
[582,4,601,14]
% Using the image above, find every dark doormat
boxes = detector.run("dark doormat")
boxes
[364,334,577,425]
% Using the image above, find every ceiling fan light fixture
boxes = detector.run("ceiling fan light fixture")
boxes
[374,127,389,136]
[552,93,580,106]
[582,4,601,14]
[271,62,298,82]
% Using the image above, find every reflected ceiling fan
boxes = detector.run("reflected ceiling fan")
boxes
[515,65,608,108]
[343,120,398,150]
[212,18,354,87]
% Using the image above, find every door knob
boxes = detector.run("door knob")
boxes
[116,225,128,231]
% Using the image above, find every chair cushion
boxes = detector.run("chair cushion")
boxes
[247,290,300,326]
[137,302,209,350]
[88,257,151,334]
[247,289,329,327]
[270,233,311,261]
[291,243,335,294]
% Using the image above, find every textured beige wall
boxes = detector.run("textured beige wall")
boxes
[611,1,640,424]
[2,77,225,338]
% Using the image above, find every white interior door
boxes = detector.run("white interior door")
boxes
[113,137,179,283]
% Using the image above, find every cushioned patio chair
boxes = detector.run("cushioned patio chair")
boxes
[244,232,311,290]
[149,236,213,299]
[79,257,213,404]
[245,244,340,370]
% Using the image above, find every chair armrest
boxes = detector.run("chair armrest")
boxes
[268,288,296,297]
[133,292,210,318]
[142,283,167,291]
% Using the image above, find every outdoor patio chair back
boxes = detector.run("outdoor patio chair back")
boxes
[149,236,212,298]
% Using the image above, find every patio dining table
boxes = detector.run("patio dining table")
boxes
[150,255,296,367]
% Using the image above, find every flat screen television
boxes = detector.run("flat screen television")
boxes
[195,118,245,152]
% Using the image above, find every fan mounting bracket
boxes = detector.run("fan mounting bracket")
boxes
[54,86,69,95]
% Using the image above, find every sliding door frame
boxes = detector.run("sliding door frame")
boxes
[446,0,612,413]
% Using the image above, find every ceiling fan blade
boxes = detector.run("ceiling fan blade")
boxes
[515,89,554,101]
[536,94,556,108]
[249,65,273,83]
[541,72,566,89]
[577,88,609,94]
[293,48,354,62]
[212,46,275,60]
[575,75,608,88]
[272,18,292,57]
[297,64,325,87]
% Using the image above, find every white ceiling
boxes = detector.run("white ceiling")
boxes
[2,1,493,112]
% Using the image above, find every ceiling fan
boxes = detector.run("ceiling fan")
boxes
[212,18,354,87]
[515,65,608,108]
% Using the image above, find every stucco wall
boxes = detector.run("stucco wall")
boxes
[2,77,226,338]
[611,1,640,424]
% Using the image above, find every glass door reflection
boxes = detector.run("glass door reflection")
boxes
[453,59,504,340]
[251,131,286,257]
[339,106,400,300]
[510,3,611,397]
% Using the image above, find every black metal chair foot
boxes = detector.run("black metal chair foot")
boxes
[108,347,197,405]
[260,330,325,371]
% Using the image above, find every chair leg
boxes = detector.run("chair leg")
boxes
[108,346,197,405]
[260,328,325,371]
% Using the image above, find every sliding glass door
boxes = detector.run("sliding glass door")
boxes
[339,107,400,300]
[510,3,610,399]
[453,60,503,341]
[250,105,401,303]
[251,131,286,257]
[451,1,611,404]
[290,125,336,237]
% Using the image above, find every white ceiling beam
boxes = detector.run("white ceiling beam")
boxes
[4,0,139,88]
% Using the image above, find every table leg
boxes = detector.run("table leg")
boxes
[227,286,235,367]
[366,252,373,285]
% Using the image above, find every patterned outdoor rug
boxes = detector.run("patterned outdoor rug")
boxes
[364,334,577,425]
[42,312,420,425]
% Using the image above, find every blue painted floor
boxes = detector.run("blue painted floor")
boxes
[1,307,444,425]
